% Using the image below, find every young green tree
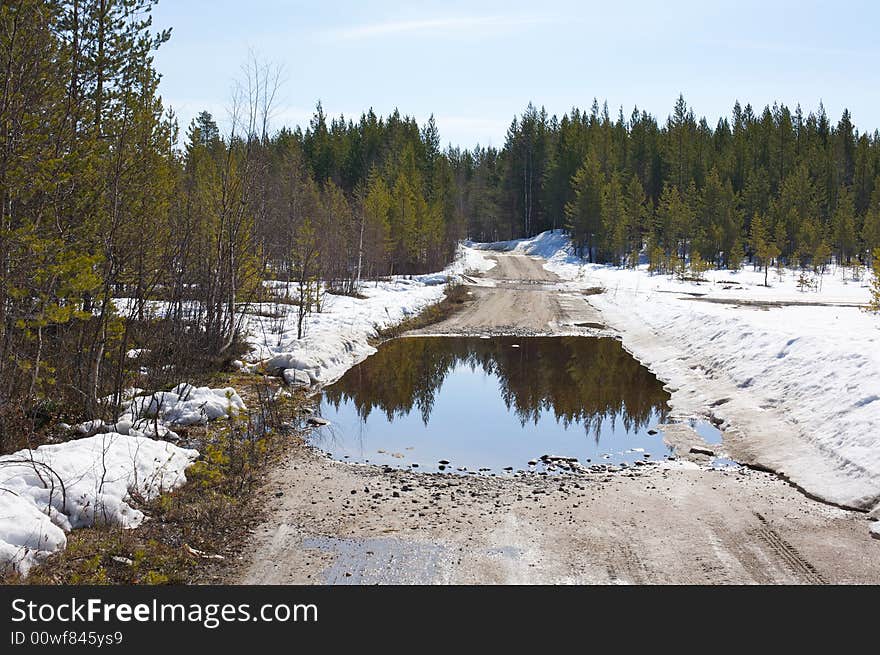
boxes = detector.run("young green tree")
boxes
[601,172,627,265]
[861,181,880,263]
[868,248,880,312]
[292,218,320,339]
[623,175,648,266]
[655,184,694,266]
[564,152,603,260]
[832,187,857,265]
[362,172,393,278]
[750,212,780,286]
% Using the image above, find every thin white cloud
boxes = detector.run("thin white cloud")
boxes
[324,15,553,41]
[705,38,876,59]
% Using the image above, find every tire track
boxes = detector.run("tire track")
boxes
[754,513,826,584]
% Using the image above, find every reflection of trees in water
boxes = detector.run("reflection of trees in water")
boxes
[322,337,670,435]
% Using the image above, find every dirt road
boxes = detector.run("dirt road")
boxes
[230,253,880,584]
[409,253,605,335]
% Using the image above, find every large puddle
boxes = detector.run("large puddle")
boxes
[310,336,680,474]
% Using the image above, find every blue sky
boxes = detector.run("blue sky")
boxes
[152,0,880,148]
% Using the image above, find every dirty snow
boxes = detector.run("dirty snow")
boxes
[0,435,197,575]
[501,230,880,512]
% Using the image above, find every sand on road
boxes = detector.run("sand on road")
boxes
[229,252,880,585]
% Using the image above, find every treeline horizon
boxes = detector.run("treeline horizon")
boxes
[2,0,879,443]
[463,97,880,272]
[277,96,880,273]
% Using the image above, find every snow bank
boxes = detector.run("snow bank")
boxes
[250,280,445,385]
[472,229,570,259]
[3,381,244,576]
[120,383,246,427]
[508,230,880,511]
[447,244,498,275]
[76,383,247,440]
[247,244,494,386]
[0,435,198,576]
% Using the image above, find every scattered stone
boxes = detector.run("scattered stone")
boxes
[283,368,312,388]
[541,454,578,463]
[306,417,329,427]
[690,446,715,456]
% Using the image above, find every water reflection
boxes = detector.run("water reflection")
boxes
[315,336,673,473]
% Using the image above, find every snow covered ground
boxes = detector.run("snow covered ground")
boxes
[243,244,496,385]
[0,435,198,575]
[500,230,880,512]
[1,382,246,576]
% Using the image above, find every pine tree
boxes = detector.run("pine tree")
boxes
[623,175,648,266]
[601,172,627,265]
[363,171,393,277]
[665,94,695,190]
[869,248,880,312]
[832,187,857,265]
[861,180,880,259]
[564,152,602,260]
[750,212,780,286]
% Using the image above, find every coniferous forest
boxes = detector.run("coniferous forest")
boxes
[3,0,880,444]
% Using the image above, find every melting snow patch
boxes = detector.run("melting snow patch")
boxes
[0,435,198,576]
[120,383,246,426]
[246,244,495,386]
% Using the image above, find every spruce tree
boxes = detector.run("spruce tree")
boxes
[564,152,602,260]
